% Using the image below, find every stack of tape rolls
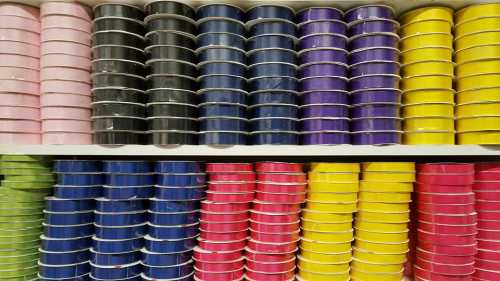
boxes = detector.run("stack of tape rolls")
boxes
[197,4,248,145]
[455,3,500,144]
[353,162,415,281]
[414,163,476,280]
[346,5,402,145]
[297,8,350,145]
[40,2,93,144]
[297,163,360,281]
[0,3,41,144]
[92,4,146,145]
[246,162,305,281]
[144,1,198,145]
[473,163,500,280]
[39,160,101,280]
[399,7,456,144]
[0,155,53,280]
[195,163,253,281]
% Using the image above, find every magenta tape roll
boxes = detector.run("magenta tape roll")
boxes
[0,132,40,144]
[208,182,255,193]
[0,119,40,133]
[41,106,91,120]
[41,93,91,108]
[0,3,39,20]
[41,15,91,32]
[195,257,245,272]
[41,41,91,57]
[252,201,301,213]
[0,41,39,57]
[40,2,91,21]
[41,27,91,46]
[0,93,39,107]
[0,54,39,69]
[0,106,39,119]
[0,28,40,45]
[193,246,243,263]
[42,132,92,144]
[41,54,91,70]
[0,79,39,95]
[0,15,40,32]
[41,67,91,83]
[41,80,91,96]
[0,66,38,82]
[42,120,91,133]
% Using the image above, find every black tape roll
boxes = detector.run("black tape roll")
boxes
[94,131,145,144]
[145,45,196,64]
[92,102,146,117]
[94,4,144,21]
[146,60,197,77]
[147,88,197,104]
[145,15,196,35]
[92,59,145,76]
[93,116,146,131]
[92,31,145,49]
[146,74,197,91]
[92,45,145,62]
[146,103,197,118]
[148,131,197,145]
[145,1,195,18]
[92,73,145,90]
[148,117,197,131]
[146,31,196,49]
[93,17,145,35]
[93,88,146,103]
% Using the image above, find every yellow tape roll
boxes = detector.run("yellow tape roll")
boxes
[457,87,500,104]
[308,181,359,193]
[355,220,408,233]
[402,74,453,91]
[297,268,350,281]
[457,116,500,132]
[456,102,500,118]
[355,229,409,243]
[298,256,350,273]
[351,260,404,273]
[404,117,455,131]
[403,103,454,118]
[458,130,500,144]
[354,238,409,254]
[300,248,352,263]
[401,60,454,77]
[361,162,415,172]
[357,202,410,213]
[358,191,411,203]
[456,17,500,37]
[455,31,500,50]
[302,219,353,232]
[401,47,453,64]
[308,172,359,182]
[356,211,410,223]
[400,33,453,51]
[309,163,360,173]
[351,268,404,281]
[400,20,452,38]
[305,201,357,213]
[307,192,357,203]
[302,210,353,223]
[400,6,454,25]
[455,44,500,64]
[353,248,407,264]
[360,181,413,193]
[302,229,354,243]
[456,4,500,24]
[457,73,500,92]
[300,238,352,253]
[362,172,416,183]
[404,131,455,145]
[457,59,500,78]
[403,89,454,104]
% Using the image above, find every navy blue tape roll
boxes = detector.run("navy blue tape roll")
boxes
[54,161,102,173]
[39,248,90,265]
[45,198,95,212]
[39,261,90,279]
[198,62,246,77]
[249,91,297,105]
[90,249,141,266]
[92,237,144,254]
[249,20,297,37]
[95,223,147,240]
[148,211,199,226]
[57,174,104,186]
[142,249,192,266]
[198,18,245,35]
[155,186,205,201]
[199,89,247,104]
[149,199,199,212]
[38,273,91,281]
[250,118,298,131]
[41,235,92,252]
[250,131,299,145]
[144,235,197,253]
[197,32,245,51]
[155,162,203,174]
[105,174,155,186]
[249,104,299,118]
[156,174,206,186]
[247,5,295,22]
[198,131,248,145]
[249,76,298,92]
[148,223,199,239]
[90,261,142,279]
[198,75,246,90]
[44,211,94,226]
[197,4,244,21]
[103,161,152,174]
[43,223,94,239]
[94,211,147,227]
[198,103,247,118]
[90,274,141,281]
[200,118,248,132]
[197,47,246,64]
[248,62,297,78]
[54,185,103,200]
[103,185,154,200]
[96,198,148,213]
[248,34,295,50]
[142,260,193,279]
[248,49,297,65]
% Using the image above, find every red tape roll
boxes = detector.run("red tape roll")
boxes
[476,200,500,211]
[201,201,250,213]
[417,173,475,186]
[254,191,306,204]
[476,249,500,261]
[209,173,256,182]
[473,181,500,191]
[418,211,477,225]
[418,163,474,174]
[413,265,473,281]
[250,210,301,224]
[206,191,254,203]
[257,173,306,183]
[475,172,500,181]
[417,183,473,194]
[474,268,500,280]
[475,191,500,201]
[418,203,475,214]
[197,237,246,252]
[245,247,296,262]
[250,220,300,233]
[418,221,477,235]
[199,219,248,232]
[206,163,253,173]
[255,162,303,173]
[245,267,296,281]
[475,258,500,271]
[250,229,300,243]
[416,257,474,275]
[477,229,500,240]
[200,229,248,241]
[200,210,249,222]
[418,229,476,245]
[416,247,475,265]
[193,246,243,262]
[418,242,477,256]
[476,163,500,172]
[477,211,500,221]
[478,220,500,230]
[247,239,299,254]
[207,182,255,192]
[417,192,475,205]
[256,182,307,193]
[245,257,296,273]
[478,239,500,251]
[252,200,301,213]
[194,266,244,281]
[194,257,244,272]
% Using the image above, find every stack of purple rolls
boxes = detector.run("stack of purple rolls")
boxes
[346,5,402,145]
[297,7,350,145]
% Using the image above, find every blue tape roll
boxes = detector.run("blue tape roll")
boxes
[197,46,245,64]
[90,261,142,280]
[149,199,199,213]
[198,74,246,90]
[198,18,245,35]
[200,118,248,132]
[148,222,199,239]
[103,185,154,200]
[39,248,90,265]
[38,273,90,281]
[105,174,155,186]
[249,20,297,37]
[92,237,144,254]
[142,249,192,266]
[249,76,298,92]
[142,260,193,279]
[45,198,95,212]
[94,211,147,227]
[95,223,147,240]
[54,185,103,200]
[148,211,199,226]
[197,4,245,21]
[96,198,148,213]
[156,174,206,186]
[54,160,102,173]
[198,103,247,118]
[249,91,297,105]
[197,32,245,51]
[198,131,248,145]
[38,261,90,279]
[90,249,141,266]
[103,161,152,174]
[155,186,205,200]
[198,89,247,104]
[43,223,94,239]
[248,34,295,50]
[250,117,298,131]
[41,235,92,252]
[144,235,197,253]
[43,211,94,226]
[248,49,297,65]
[250,131,299,144]
[57,174,104,186]
[247,5,295,22]
[198,62,246,77]
[155,161,203,174]
[248,63,297,78]
[249,103,299,118]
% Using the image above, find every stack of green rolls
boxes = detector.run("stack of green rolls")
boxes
[0,155,54,280]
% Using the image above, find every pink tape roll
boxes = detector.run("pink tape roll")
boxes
[0,79,39,95]
[41,80,91,96]
[0,41,39,57]
[41,15,91,32]
[41,106,91,120]
[0,28,40,45]
[0,3,39,20]
[41,28,91,46]
[0,106,39,120]
[41,93,91,108]
[40,2,91,21]
[0,93,39,107]
[0,54,39,69]
[0,15,40,32]
[41,41,91,58]
[42,132,91,144]
[0,66,39,82]
[41,67,90,83]
[41,54,90,70]
[0,119,40,133]
[0,132,40,144]
[42,119,91,132]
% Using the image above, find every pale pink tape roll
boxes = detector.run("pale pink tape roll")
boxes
[41,80,91,96]
[0,41,39,57]
[41,106,91,120]
[0,66,39,82]
[41,54,90,70]
[0,15,40,33]
[0,119,40,133]
[0,106,40,119]
[42,119,91,132]
[0,3,39,20]
[41,93,91,108]
[41,2,91,21]
[0,79,39,95]
[0,132,41,144]
[0,28,40,45]
[41,67,90,83]
[41,41,91,58]
[41,15,91,33]
[0,93,39,107]
[41,28,91,46]
[0,54,39,69]
[42,132,91,144]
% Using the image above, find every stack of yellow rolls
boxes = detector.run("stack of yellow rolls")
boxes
[455,3,500,144]
[399,7,456,144]
[351,162,415,281]
[297,163,360,281]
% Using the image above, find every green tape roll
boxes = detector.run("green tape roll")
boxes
[0,225,42,233]
[0,155,51,163]
[0,208,43,216]
[1,181,54,190]
[0,234,40,244]
[0,215,42,223]
[0,187,51,201]
[0,248,38,257]
[0,162,50,170]
[0,265,38,278]
[4,175,54,182]
[0,259,38,271]
[0,220,43,230]
[0,202,44,209]
[0,272,37,281]
[0,253,38,264]
[0,240,40,250]
[0,168,52,176]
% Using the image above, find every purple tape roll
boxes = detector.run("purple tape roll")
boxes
[351,103,400,118]
[351,131,402,145]
[351,117,401,131]
[301,104,349,118]
[301,76,348,91]
[297,7,343,22]
[299,34,347,49]
[299,48,348,65]
[349,74,400,90]
[345,5,395,23]
[350,89,401,104]
[349,61,400,76]
[301,118,349,131]
[349,47,399,65]
[298,20,347,37]
[301,131,350,145]
[299,63,347,78]
[348,19,399,36]
[349,33,399,51]
[301,91,349,105]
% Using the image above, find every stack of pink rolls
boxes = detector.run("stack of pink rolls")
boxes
[0,3,41,144]
[40,2,92,144]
